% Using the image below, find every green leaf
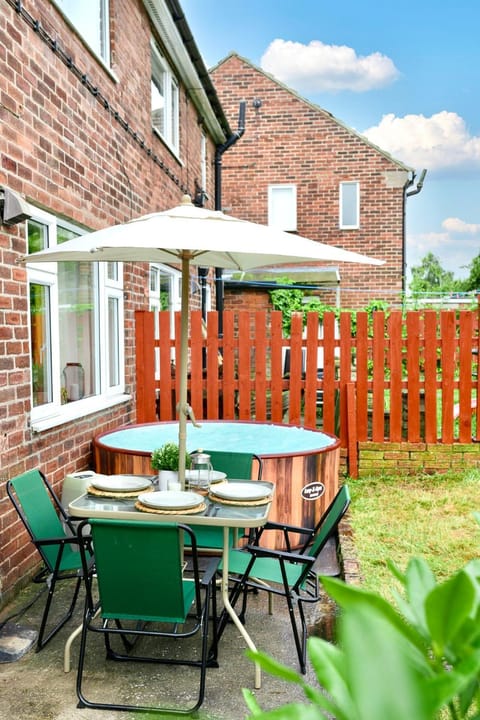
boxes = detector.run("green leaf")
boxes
[392,558,438,639]
[341,604,437,720]
[243,688,263,716]
[245,649,304,685]
[307,637,355,720]
[244,704,329,720]
[425,570,477,655]
[321,576,426,653]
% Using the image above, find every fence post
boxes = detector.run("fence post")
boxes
[346,382,358,478]
[135,310,156,423]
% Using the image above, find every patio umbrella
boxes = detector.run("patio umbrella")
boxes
[20,195,384,487]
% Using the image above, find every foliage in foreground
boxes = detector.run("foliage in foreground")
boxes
[244,552,480,719]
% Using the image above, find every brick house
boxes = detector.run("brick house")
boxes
[211,53,416,311]
[0,0,232,600]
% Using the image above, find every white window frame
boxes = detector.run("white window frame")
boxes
[26,207,127,431]
[151,40,180,155]
[268,184,297,231]
[53,0,110,65]
[149,263,182,378]
[339,181,360,229]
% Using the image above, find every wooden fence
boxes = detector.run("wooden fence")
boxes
[135,308,480,468]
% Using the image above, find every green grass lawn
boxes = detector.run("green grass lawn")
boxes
[346,467,480,599]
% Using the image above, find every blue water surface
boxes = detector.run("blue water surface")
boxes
[99,421,337,456]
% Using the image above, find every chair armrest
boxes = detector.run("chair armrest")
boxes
[262,520,314,535]
[35,535,82,546]
[243,544,315,567]
[200,556,221,587]
[254,521,314,551]
[36,534,94,557]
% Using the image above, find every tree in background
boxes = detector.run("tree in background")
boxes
[461,252,480,292]
[409,252,458,295]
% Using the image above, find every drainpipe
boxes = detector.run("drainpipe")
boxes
[402,169,427,295]
[214,101,246,333]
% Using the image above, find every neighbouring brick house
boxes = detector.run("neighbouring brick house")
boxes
[211,53,417,311]
[0,0,232,600]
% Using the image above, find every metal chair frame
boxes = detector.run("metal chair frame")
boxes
[218,485,351,673]
[76,519,219,715]
[6,468,94,651]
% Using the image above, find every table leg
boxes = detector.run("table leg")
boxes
[64,622,83,672]
[221,527,262,689]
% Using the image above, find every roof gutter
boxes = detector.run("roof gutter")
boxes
[144,0,231,142]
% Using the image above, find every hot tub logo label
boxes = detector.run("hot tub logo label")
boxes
[301,482,325,501]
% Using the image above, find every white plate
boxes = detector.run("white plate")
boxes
[210,483,272,502]
[137,490,204,510]
[185,470,227,485]
[91,475,153,492]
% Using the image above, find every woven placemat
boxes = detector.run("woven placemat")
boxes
[135,501,207,515]
[87,485,150,499]
[187,480,228,495]
[207,493,272,507]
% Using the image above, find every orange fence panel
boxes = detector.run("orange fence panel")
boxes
[135,307,479,470]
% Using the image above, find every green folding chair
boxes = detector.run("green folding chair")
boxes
[184,450,263,552]
[6,469,94,651]
[217,485,351,673]
[76,519,219,715]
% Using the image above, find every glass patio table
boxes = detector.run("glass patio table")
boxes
[67,479,275,688]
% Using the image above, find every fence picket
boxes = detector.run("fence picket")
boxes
[441,312,456,443]
[388,311,403,442]
[423,311,438,442]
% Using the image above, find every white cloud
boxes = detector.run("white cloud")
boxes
[260,38,399,93]
[442,217,480,234]
[362,111,480,172]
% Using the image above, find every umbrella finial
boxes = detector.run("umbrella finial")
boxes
[180,194,193,206]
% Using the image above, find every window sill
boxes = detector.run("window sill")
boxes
[30,394,132,433]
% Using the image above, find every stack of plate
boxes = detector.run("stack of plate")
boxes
[137,490,205,511]
[89,475,153,496]
[208,482,272,504]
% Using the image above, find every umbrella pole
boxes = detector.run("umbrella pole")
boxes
[177,255,190,490]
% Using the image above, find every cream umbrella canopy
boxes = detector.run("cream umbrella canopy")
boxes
[20,195,384,487]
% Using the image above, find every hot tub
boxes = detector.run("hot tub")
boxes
[93,421,340,549]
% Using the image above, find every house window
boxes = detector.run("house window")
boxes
[339,181,360,229]
[268,185,297,231]
[151,42,179,154]
[27,208,124,426]
[54,0,110,63]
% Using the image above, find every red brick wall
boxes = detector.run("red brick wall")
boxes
[0,0,219,598]
[212,54,409,309]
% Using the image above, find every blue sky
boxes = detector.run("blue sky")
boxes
[181,0,480,282]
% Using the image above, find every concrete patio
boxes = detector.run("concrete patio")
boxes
[0,544,340,719]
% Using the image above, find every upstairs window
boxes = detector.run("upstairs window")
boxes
[268,185,297,231]
[339,181,360,229]
[151,42,179,155]
[54,0,110,63]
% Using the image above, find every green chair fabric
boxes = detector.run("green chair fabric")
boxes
[218,484,351,673]
[6,469,93,650]
[203,450,263,481]
[184,450,263,552]
[76,518,219,715]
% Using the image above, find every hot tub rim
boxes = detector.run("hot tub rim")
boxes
[93,420,340,460]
